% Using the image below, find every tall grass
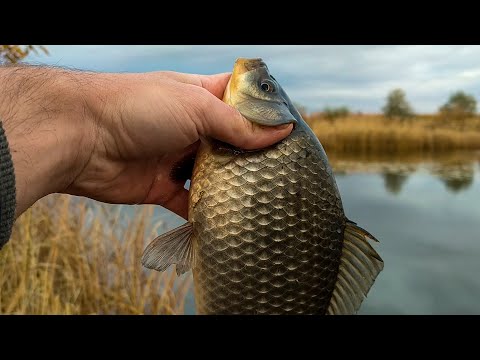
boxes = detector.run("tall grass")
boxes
[0,194,191,315]
[305,114,480,154]
[3,114,479,315]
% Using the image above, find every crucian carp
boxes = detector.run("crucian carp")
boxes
[142,58,384,315]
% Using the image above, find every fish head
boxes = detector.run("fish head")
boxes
[224,58,299,127]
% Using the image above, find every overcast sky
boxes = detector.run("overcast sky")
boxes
[26,45,480,113]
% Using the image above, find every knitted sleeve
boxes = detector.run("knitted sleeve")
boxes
[0,120,16,250]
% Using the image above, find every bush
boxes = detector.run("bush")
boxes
[382,88,414,119]
[323,106,350,120]
[439,91,477,120]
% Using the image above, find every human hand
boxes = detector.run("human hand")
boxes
[0,66,293,219]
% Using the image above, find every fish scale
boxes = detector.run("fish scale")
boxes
[141,58,383,315]
[189,124,345,314]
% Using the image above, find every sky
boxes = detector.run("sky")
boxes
[25,45,480,113]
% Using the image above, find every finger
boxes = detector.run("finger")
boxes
[198,73,231,99]
[162,188,189,220]
[147,71,231,99]
[147,71,293,149]
[143,179,190,220]
[199,95,293,151]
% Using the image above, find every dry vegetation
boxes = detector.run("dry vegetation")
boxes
[305,114,480,154]
[0,195,190,315]
[2,112,480,315]
[1,45,479,315]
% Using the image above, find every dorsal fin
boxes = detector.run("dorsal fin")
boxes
[327,220,384,315]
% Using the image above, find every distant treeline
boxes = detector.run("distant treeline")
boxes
[298,88,480,153]
[304,114,480,155]
[297,88,478,122]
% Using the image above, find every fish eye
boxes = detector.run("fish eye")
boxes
[260,79,276,93]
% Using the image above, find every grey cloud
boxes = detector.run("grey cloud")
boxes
[26,45,480,113]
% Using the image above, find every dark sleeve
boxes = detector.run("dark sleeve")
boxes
[0,120,16,250]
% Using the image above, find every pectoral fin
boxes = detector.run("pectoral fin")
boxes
[327,220,384,315]
[141,222,195,276]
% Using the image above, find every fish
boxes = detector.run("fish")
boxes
[142,58,384,315]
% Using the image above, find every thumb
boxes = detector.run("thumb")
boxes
[198,94,293,151]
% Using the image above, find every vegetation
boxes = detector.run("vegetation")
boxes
[0,195,190,314]
[0,45,191,315]
[0,45,49,64]
[305,114,480,154]
[439,91,477,122]
[1,45,479,314]
[382,88,414,119]
[323,106,351,121]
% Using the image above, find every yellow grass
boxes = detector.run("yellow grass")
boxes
[0,194,191,315]
[3,113,479,315]
[305,114,480,154]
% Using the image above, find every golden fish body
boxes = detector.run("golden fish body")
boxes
[189,118,344,314]
[142,58,383,315]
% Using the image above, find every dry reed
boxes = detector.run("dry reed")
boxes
[0,194,191,315]
[305,114,480,154]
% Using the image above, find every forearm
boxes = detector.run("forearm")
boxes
[0,65,95,217]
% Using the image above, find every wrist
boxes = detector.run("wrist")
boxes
[0,65,96,216]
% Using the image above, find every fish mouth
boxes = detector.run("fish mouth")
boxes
[233,58,267,75]
[229,58,297,128]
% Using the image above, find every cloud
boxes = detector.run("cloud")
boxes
[25,45,480,113]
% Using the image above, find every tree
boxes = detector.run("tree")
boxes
[382,88,414,119]
[0,45,49,64]
[439,91,477,120]
[323,106,350,121]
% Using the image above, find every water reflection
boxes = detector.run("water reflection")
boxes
[382,172,410,195]
[155,150,480,314]
[429,161,475,193]
[328,150,480,314]
[329,151,479,195]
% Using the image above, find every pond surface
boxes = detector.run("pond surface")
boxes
[152,151,480,315]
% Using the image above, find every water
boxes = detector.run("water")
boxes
[153,151,480,315]
[333,152,480,314]
[20,46,480,313]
